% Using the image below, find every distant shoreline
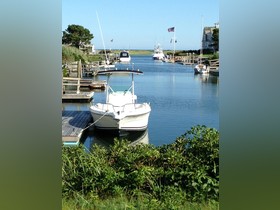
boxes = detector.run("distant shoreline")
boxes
[95,49,183,55]
[95,49,153,55]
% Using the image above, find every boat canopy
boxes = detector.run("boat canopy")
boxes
[97,70,143,75]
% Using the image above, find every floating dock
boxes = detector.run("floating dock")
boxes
[62,92,94,102]
[89,80,107,90]
[79,79,106,89]
[62,111,92,145]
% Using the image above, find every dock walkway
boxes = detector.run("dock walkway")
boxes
[62,92,94,102]
[62,111,92,145]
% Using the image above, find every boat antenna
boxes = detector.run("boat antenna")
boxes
[96,11,109,64]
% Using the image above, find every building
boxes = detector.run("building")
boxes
[79,42,95,54]
[202,23,219,52]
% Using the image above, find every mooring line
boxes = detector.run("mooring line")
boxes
[83,111,109,131]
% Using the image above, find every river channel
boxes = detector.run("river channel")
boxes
[62,55,219,149]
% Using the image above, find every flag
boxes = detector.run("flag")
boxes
[168,27,175,32]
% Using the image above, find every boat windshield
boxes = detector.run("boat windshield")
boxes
[120,52,129,57]
[109,84,132,93]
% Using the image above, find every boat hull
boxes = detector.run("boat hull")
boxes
[153,54,165,60]
[119,58,131,62]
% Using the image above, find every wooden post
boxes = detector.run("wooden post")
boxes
[77,78,80,94]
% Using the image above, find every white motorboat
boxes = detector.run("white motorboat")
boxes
[89,69,151,131]
[194,63,209,74]
[119,51,131,63]
[152,44,165,60]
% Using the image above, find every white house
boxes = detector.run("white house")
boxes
[202,23,219,51]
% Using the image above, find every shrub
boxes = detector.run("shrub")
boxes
[62,125,219,204]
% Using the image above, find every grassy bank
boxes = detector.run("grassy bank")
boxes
[62,194,218,210]
[62,46,219,64]
[62,45,103,64]
[62,125,219,209]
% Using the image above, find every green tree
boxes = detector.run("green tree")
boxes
[212,28,219,51]
[62,24,94,48]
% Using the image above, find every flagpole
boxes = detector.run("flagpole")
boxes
[168,27,175,62]
[173,31,175,62]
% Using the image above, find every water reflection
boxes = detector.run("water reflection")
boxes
[81,128,149,151]
[194,74,219,84]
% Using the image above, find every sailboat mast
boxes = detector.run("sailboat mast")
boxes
[96,11,109,64]
[200,16,204,64]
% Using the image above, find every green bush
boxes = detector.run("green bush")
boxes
[62,125,219,205]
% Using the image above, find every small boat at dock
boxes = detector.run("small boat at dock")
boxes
[89,69,151,131]
[194,63,209,74]
[152,44,165,61]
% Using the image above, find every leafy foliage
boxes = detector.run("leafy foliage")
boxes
[62,125,219,206]
[62,24,94,48]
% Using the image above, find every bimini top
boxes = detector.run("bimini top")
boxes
[97,69,143,75]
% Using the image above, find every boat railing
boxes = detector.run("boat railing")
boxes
[107,85,115,94]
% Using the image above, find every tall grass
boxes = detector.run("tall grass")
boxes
[62,194,219,210]
[62,45,102,64]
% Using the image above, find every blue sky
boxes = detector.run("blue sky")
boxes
[62,0,219,50]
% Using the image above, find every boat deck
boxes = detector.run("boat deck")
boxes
[62,111,92,145]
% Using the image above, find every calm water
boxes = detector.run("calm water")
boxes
[62,55,219,148]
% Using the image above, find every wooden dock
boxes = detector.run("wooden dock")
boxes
[208,59,219,76]
[62,92,94,102]
[62,111,92,145]
[62,77,95,102]
[89,80,107,90]
[79,79,107,90]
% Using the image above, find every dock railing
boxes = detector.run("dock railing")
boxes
[63,77,81,94]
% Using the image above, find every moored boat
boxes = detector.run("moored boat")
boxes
[152,44,165,61]
[194,63,209,74]
[89,69,151,131]
[119,50,131,63]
